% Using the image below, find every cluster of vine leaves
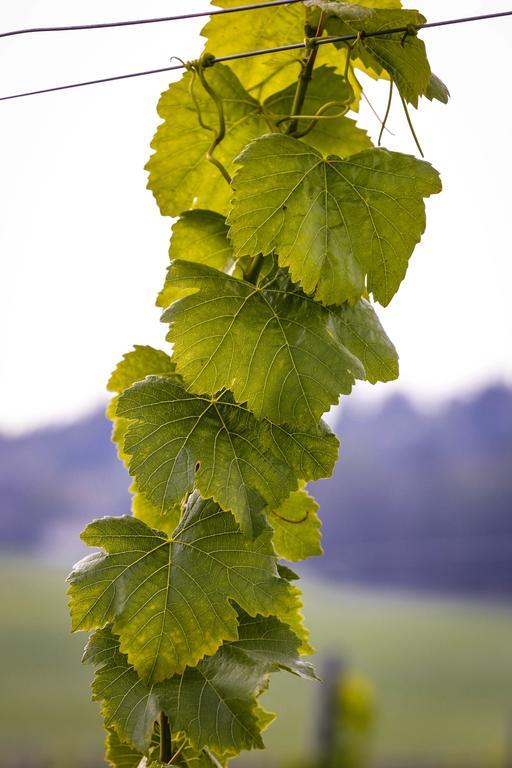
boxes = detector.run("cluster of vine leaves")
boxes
[66,1,447,766]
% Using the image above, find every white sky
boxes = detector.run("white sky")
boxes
[1,1,511,433]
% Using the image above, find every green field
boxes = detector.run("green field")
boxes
[2,556,512,767]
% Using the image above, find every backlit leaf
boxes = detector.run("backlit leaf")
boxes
[270,489,322,562]
[201,1,305,99]
[306,1,430,106]
[85,605,313,756]
[107,346,178,532]
[157,211,234,310]
[264,65,372,157]
[69,495,297,684]
[161,255,397,422]
[146,65,267,217]
[107,345,175,464]
[107,346,175,397]
[131,481,181,536]
[330,296,399,383]
[161,261,364,425]
[228,133,441,306]
[116,374,338,536]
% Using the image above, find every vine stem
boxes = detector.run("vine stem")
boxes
[286,11,326,135]
[400,93,425,157]
[378,79,394,146]
[194,62,232,185]
[160,712,173,763]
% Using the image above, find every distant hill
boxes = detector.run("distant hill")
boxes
[310,385,512,596]
[0,411,129,556]
[1,385,511,596]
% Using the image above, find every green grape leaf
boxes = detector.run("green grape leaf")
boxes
[162,260,365,426]
[106,345,175,463]
[156,211,235,309]
[277,563,300,581]
[85,605,313,756]
[233,609,317,679]
[146,65,267,218]
[105,728,143,768]
[84,629,160,751]
[158,211,234,309]
[228,133,441,306]
[264,66,372,158]
[270,489,322,562]
[201,0,381,101]
[116,374,338,536]
[131,481,181,536]
[69,495,297,684]
[161,651,268,755]
[161,265,397,423]
[201,1,305,98]
[107,347,180,535]
[330,297,399,383]
[107,345,175,397]
[307,2,430,106]
[425,72,450,104]
[105,718,221,768]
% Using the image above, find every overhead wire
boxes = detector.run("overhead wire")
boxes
[0,0,302,40]
[1,9,512,102]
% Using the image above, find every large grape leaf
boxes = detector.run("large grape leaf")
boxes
[201,0,399,101]
[161,260,377,426]
[69,495,298,684]
[84,608,313,756]
[306,1,430,106]
[116,374,338,536]
[228,133,441,306]
[146,65,267,218]
[264,65,371,158]
[270,489,322,562]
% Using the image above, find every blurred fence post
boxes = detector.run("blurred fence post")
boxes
[316,655,345,766]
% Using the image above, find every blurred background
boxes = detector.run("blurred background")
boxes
[1,1,512,767]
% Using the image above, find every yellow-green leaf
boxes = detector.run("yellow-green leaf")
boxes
[306,1,430,105]
[228,133,441,306]
[146,65,267,217]
[116,374,338,537]
[69,495,297,684]
[270,489,322,562]
[84,606,314,755]
[264,65,372,157]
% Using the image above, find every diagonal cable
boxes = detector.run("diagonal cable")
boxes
[0,0,302,39]
[1,9,512,102]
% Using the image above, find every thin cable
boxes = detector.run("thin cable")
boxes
[0,0,302,39]
[0,64,185,101]
[2,9,512,102]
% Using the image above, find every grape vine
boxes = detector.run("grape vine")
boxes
[67,1,446,765]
